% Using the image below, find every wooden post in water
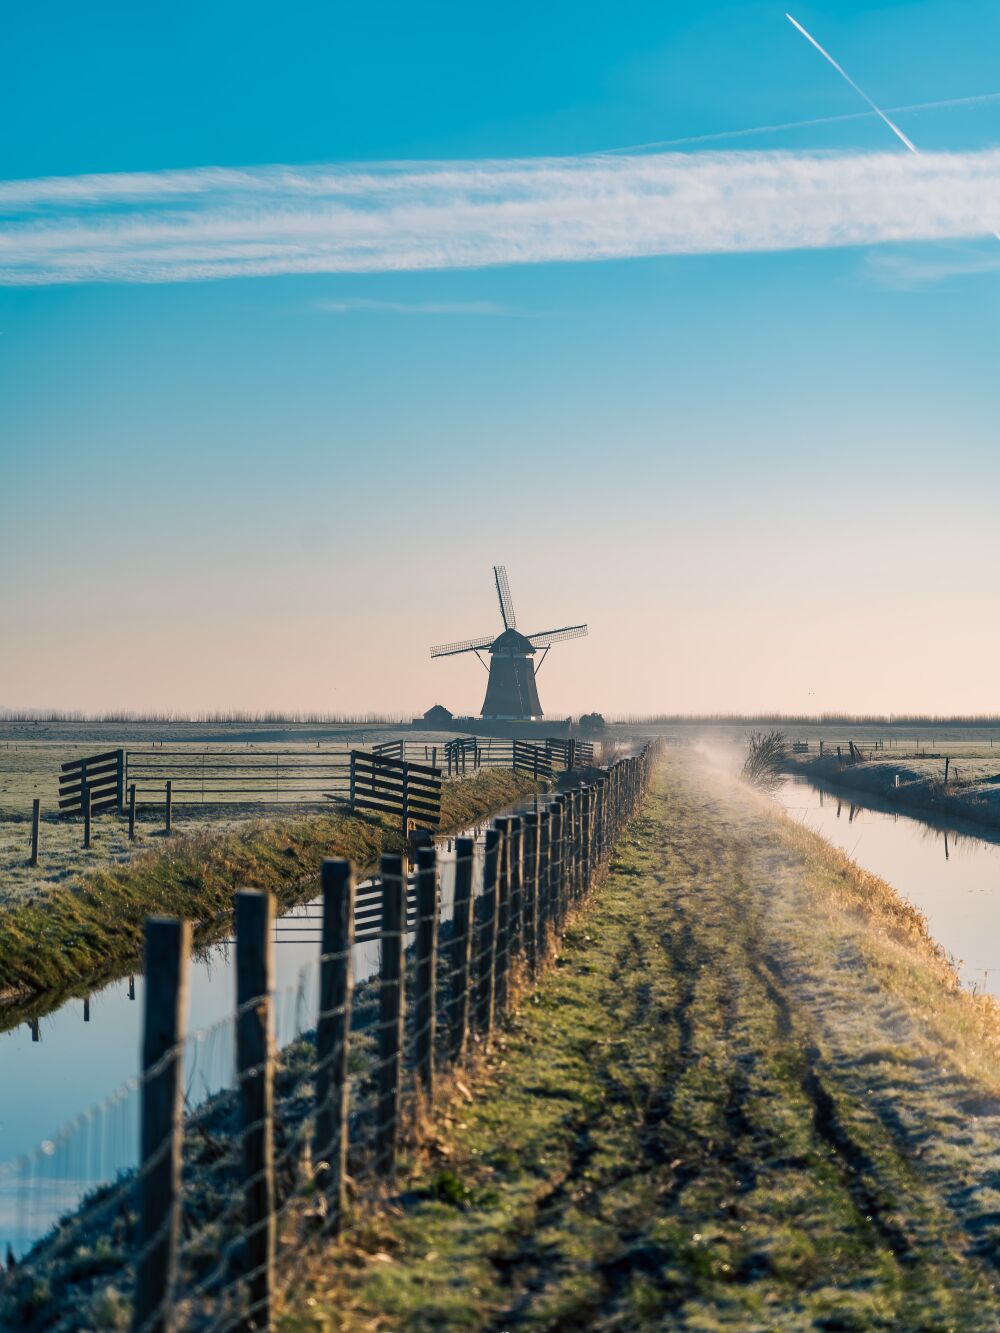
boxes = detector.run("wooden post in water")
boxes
[376,855,405,1180]
[30,798,40,867]
[128,783,137,841]
[314,860,354,1235]
[475,829,501,1040]
[414,848,438,1101]
[133,917,190,1333]
[449,837,475,1064]
[236,890,275,1330]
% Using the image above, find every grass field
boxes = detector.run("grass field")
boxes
[281,750,1000,1331]
[788,744,1000,835]
[0,722,460,903]
[0,767,543,1005]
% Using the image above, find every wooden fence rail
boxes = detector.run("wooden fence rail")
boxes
[10,743,661,1330]
[125,749,351,806]
[349,749,442,834]
[58,749,125,816]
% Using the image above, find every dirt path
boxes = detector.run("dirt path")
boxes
[284,753,1000,1331]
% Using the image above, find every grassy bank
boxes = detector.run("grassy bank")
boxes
[0,770,541,1004]
[282,752,1000,1331]
[789,751,1000,839]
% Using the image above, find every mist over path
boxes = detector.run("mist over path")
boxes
[289,750,1000,1328]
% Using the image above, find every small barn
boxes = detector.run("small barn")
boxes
[420,704,454,727]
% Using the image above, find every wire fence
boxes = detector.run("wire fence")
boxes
[0,743,660,1331]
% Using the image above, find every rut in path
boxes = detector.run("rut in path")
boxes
[289,755,1000,1332]
[488,769,1000,1329]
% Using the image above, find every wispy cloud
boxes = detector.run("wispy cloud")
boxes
[866,244,1000,287]
[2,149,1000,285]
[315,297,516,315]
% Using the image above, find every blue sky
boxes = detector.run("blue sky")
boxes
[2,1,1000,715]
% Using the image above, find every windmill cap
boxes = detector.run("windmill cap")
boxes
[490,628,536,655]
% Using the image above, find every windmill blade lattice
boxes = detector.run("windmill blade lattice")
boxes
[429,567,588,719]
[429,634,496,659]
[527,624,588,647]
[494,565,517,630]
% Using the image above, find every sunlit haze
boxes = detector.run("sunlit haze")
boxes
[3,0,1000,716]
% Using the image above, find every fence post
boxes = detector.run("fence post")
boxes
[236,890,275,1330]
[547,801,562,933]
[575,788,585,892]
[315,860,354,1235]
[349,751,357,811]
[538,809,551,950]
[582,787,592,890]
[449,837,475,1065]
[493,821,512,1017]
[376,854,405,1180]
[568,790,580,899]
[117,748,126,817]
[134,917,191,1333]
[415,847,438,1102]
[129,783,137,841]
[83,778,92,849]
[595,779,606,867]
[522,813,539,976]
[475,829,501,1040]
[563,794,572,912]
[509,816,523,960]
[401,763,410,838]
[164,781,172,835]
[30,798,40,867]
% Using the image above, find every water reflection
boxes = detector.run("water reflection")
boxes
[774,776,1000,996]
[0,795,543,1252]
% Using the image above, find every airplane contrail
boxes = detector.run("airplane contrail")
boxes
[787,12,1000,241]
[786,12,918,153]
[601,90,1000,155]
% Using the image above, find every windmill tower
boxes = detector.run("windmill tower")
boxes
[430,566,587,720]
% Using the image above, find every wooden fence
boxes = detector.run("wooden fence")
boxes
[545,738,595,768]
[5,745,661,1328]
[124,748,351,806]
[513,739,554,779]
[46,735,595,844]
[443,735,478,775]
[58,749,125,815]
[124,744,658,1328]
[349,749,442,833]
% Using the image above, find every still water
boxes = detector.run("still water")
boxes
[774,776,1000,996]
[0,798,543,1255]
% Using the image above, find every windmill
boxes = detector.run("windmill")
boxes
[430,566,588,720]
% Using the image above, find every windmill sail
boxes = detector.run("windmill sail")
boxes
[527,624,588,647]
[494,565,516,630]
[429,634,495,658]
[429,567,588,718]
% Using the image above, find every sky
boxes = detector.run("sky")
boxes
[2,0,1000,718]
